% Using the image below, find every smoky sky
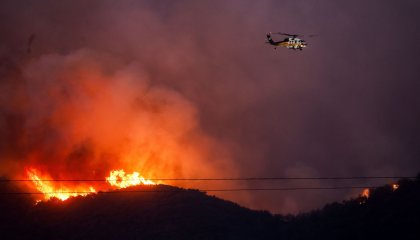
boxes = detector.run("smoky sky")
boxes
[1,0,420,213]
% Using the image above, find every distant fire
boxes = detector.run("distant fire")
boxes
[359,183,399,204]
[361,188,370,199]
[27,168,96,201]
[27,168,156,202]
[6,51,236,205]
[106,169,156,188]
[358,188,370,204]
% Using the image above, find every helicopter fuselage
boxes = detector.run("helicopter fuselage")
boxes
[278,37,307,50]
[267,33,307,50]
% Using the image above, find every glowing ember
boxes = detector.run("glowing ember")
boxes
[358,188,370,204]
[392,183,399,191]
[106,169,155,188]
[27,168,96,201]
[361,188,370,198]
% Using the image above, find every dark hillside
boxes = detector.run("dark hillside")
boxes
[280,176,420,240]
[0,183,282,240]
[1,176,419,240]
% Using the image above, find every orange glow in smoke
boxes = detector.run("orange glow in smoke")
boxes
[16,53,236,204]
[27,168,96,201]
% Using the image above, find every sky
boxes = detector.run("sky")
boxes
[1,0,420,214]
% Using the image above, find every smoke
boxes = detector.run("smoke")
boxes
[1,0,420,213]
[1,49,236,185]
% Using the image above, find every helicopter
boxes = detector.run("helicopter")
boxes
[266,32,313,50]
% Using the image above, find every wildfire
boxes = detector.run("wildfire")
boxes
[26,168,156,202]
[27,168,96,201]
[106,169,156,188]
[358,188,370,204]
[361,188,370,199]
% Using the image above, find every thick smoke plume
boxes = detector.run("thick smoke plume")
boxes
[1,49,237,189]
[1,0,420,213]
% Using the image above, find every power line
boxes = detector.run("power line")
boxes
[0,176,415,182]
[0,186,382,195]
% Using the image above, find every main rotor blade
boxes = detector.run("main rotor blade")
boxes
[271,32,318,38]
[273,32,299,37]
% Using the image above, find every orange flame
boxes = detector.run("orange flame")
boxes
[27,168,157,202]
[358,188,370,204]
[106,169,156,188]
[361,188,370,198]
[27,168,96,201]
[392,183,399,191]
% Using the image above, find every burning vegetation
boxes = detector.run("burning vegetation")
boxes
[106,169,156,188]
[359,182,401,204]
[27,168,96,201]
[361,188,370,199]
[0,50,237,204]
[26,167,156,202]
